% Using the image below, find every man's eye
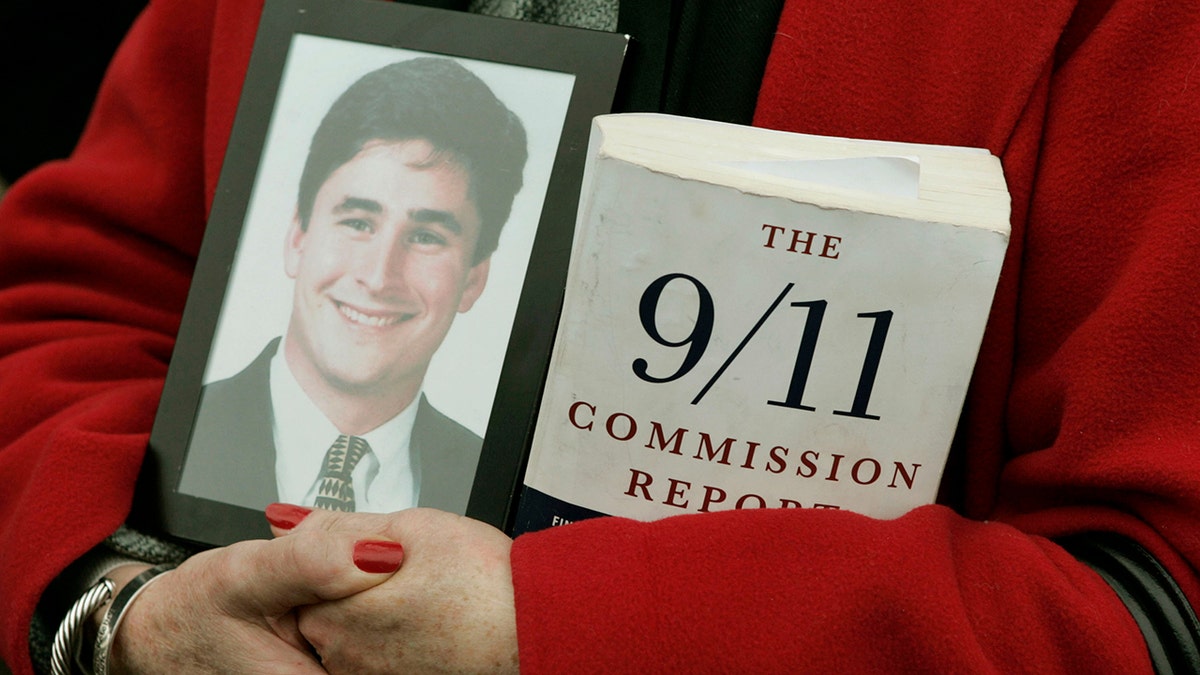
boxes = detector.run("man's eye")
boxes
[410,230,448,246]
[339,218,373,233]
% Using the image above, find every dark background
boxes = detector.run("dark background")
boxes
[0,0,147,185]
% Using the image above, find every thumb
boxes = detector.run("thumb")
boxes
[214,529,403,617]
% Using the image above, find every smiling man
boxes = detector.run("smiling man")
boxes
[178,57,528,514]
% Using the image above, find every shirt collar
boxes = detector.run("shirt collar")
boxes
[268,338,419,508]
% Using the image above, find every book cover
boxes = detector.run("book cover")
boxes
[515,114,1010,533]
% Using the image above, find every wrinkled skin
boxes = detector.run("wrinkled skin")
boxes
[274,507,519,675]
[107,529,400,674]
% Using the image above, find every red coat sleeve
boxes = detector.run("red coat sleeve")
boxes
[0,1,260,672]
[511,0,1200,672]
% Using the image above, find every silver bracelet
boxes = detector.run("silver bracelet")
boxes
[93,563,177,675]
[51,578,115,675]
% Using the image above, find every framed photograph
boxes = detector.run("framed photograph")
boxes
[135,0,628,546]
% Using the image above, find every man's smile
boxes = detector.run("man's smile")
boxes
[335,300,415,328]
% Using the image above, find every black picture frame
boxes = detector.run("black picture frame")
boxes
[134,0,628,547]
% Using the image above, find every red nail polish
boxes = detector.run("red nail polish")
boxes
[266,503,313,530]
[354,540,404,574]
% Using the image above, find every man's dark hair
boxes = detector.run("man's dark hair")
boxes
[297,57,528,263]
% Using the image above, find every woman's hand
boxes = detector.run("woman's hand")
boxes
[274,507,519,675]
[103,525,404,674]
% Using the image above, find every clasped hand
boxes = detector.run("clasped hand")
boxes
[106,507,518,674]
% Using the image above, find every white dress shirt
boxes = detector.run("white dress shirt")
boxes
[268,344,420,513]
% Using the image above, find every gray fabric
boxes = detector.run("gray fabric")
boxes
[105,524,192,565]
[470,0,618,31]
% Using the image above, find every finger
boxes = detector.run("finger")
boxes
[214,529,404,616]
[281,504,398,538]
[266,503,314,537]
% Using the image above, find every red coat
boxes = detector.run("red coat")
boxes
[2,0,1198,672]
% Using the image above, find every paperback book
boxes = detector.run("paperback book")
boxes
[515,113,1010,533]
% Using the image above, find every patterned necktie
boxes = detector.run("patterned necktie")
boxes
[314,434,372,512]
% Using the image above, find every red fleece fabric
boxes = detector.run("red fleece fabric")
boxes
[0,0,1197,673]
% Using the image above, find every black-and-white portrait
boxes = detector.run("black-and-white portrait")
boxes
[177,35,576,514]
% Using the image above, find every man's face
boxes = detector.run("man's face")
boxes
[283,138,490,402]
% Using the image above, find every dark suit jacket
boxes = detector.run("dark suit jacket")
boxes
[177,339,483,513]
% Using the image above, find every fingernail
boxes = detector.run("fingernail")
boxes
[266,503,313,530]
[353,540,405,574]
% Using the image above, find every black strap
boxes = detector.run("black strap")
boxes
[1059,532,1200,674]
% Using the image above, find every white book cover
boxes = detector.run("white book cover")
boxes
[516,114,1010,532]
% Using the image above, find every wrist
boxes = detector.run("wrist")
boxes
[68,564,152,675]
[94,563,177,675]
[51,565,154,675]
[88,565,152,634]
